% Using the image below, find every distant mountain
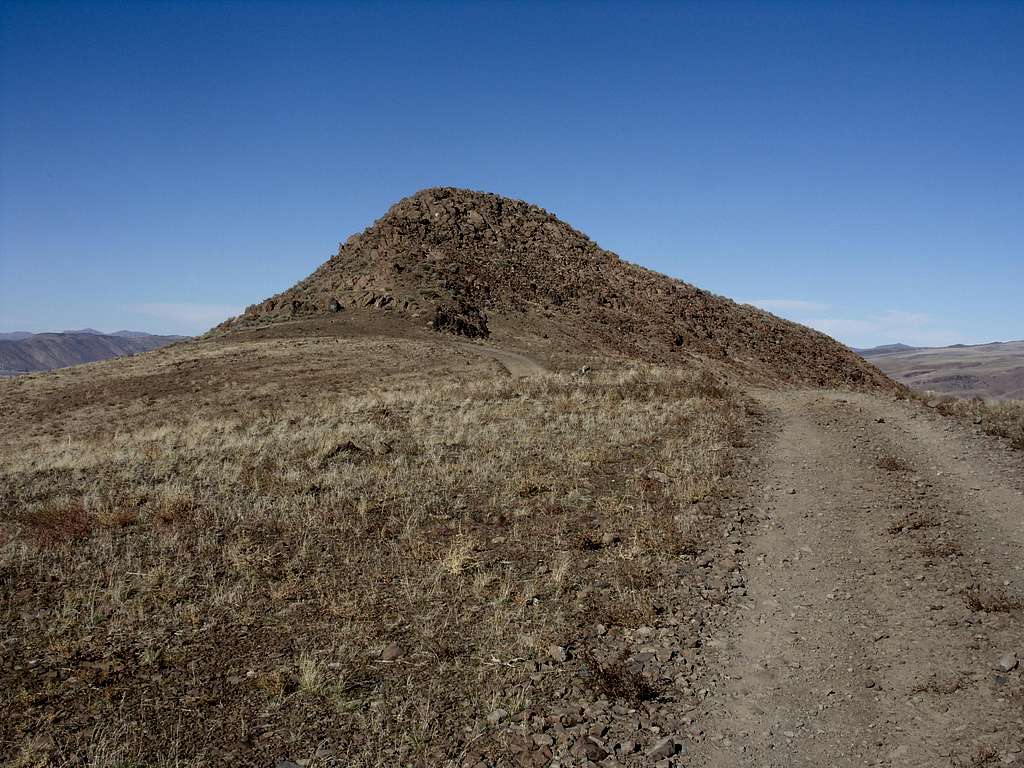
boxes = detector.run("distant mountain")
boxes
[0,331,187,376]
[855,340,1024,400]
[856,343,918,357]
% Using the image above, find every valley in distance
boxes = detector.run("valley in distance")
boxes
[858,339,1024,401]
[2,188,1022,767]
[0,329,187,378]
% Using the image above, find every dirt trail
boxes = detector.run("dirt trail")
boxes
[700,389,1024,767]
[451,341,547,377]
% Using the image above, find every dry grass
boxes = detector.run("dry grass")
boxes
[963,586,1023,613]
[907,391,1024,450]
[578,646,663,703]
[876,454,912,472]
[1008,680,1024,715]
[0,361,743,766]
[968,744,999,766]
[887,510,940,534]
[918,538,962,559]
[16,497,92,546]
[910,674,970,695]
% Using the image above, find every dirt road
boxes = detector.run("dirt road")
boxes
[700,390,1024,767]
[452,340,547,377]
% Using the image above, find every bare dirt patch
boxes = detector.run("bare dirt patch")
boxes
[700,390,1024,768]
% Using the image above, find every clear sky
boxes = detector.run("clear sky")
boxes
[1,1,1021,346]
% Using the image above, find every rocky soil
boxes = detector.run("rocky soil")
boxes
[473,389,1024,768]
[700,390,1024,767]
[4,189,1020,767]
[3,321,1021,767]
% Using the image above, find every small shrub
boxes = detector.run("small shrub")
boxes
[297,651,326,694]
[910,391,1024,451]
[918,539,961,558]
[673,528,706,557]
[254,667,299,697]
[963,586,1022,613]
[583,596,657,630]
[1008,680,1024,713]
[579,646,662,703]
[98,507,139,528]
[679,368,731,401]
[155,485,194,525]
[368,404,409,430]
[877,455,911,472]
[887,510,939,534]
[968,744,998,766]
[911,674,968,694]
[20,499,91,546]
[438,533,477,576]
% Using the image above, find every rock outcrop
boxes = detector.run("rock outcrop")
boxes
[217,187,891,389]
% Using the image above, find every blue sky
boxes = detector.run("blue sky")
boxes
[1,1,1021,346]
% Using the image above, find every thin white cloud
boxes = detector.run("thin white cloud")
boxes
[746,301,964,348]
[132,302,241,329]
[746,298,831,313]
[805,311,970,348]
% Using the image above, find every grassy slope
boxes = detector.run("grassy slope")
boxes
[904,390,1024,450]
[1,331,751,767]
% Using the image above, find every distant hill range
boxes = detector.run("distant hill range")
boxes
[0,330,187,376]
[856,340,1024,400]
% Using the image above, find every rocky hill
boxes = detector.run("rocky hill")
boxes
[217,187,890,389]
[0,331,186,375]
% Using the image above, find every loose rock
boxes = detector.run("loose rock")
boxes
[995,653,1018,672]
[549,645,570,663]
[486,709,508,725]
[646,736,677,759]
[571,737,608,761]
[380,643,406,661]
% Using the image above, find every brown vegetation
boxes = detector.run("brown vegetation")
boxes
[887,510,940,534]
[0,358,745,766]
[906,390,1024,450]
[578,646,663,703]
[876,454,912,472]
[0,190,939,767]
[963,586,1022,613]
[918,538,962,559]
[911,674,970,695]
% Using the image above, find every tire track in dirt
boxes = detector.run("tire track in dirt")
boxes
[699,390,1024,768]
[451,341,547,378]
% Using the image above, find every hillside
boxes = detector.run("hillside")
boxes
[858,339,1024,400]
[0,330,186,375]
[856,343,917,357]
[4,191,1022,768]
[217,187,890,390]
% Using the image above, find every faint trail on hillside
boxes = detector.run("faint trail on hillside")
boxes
[700,389,1024,767]
[451,342,547,378]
